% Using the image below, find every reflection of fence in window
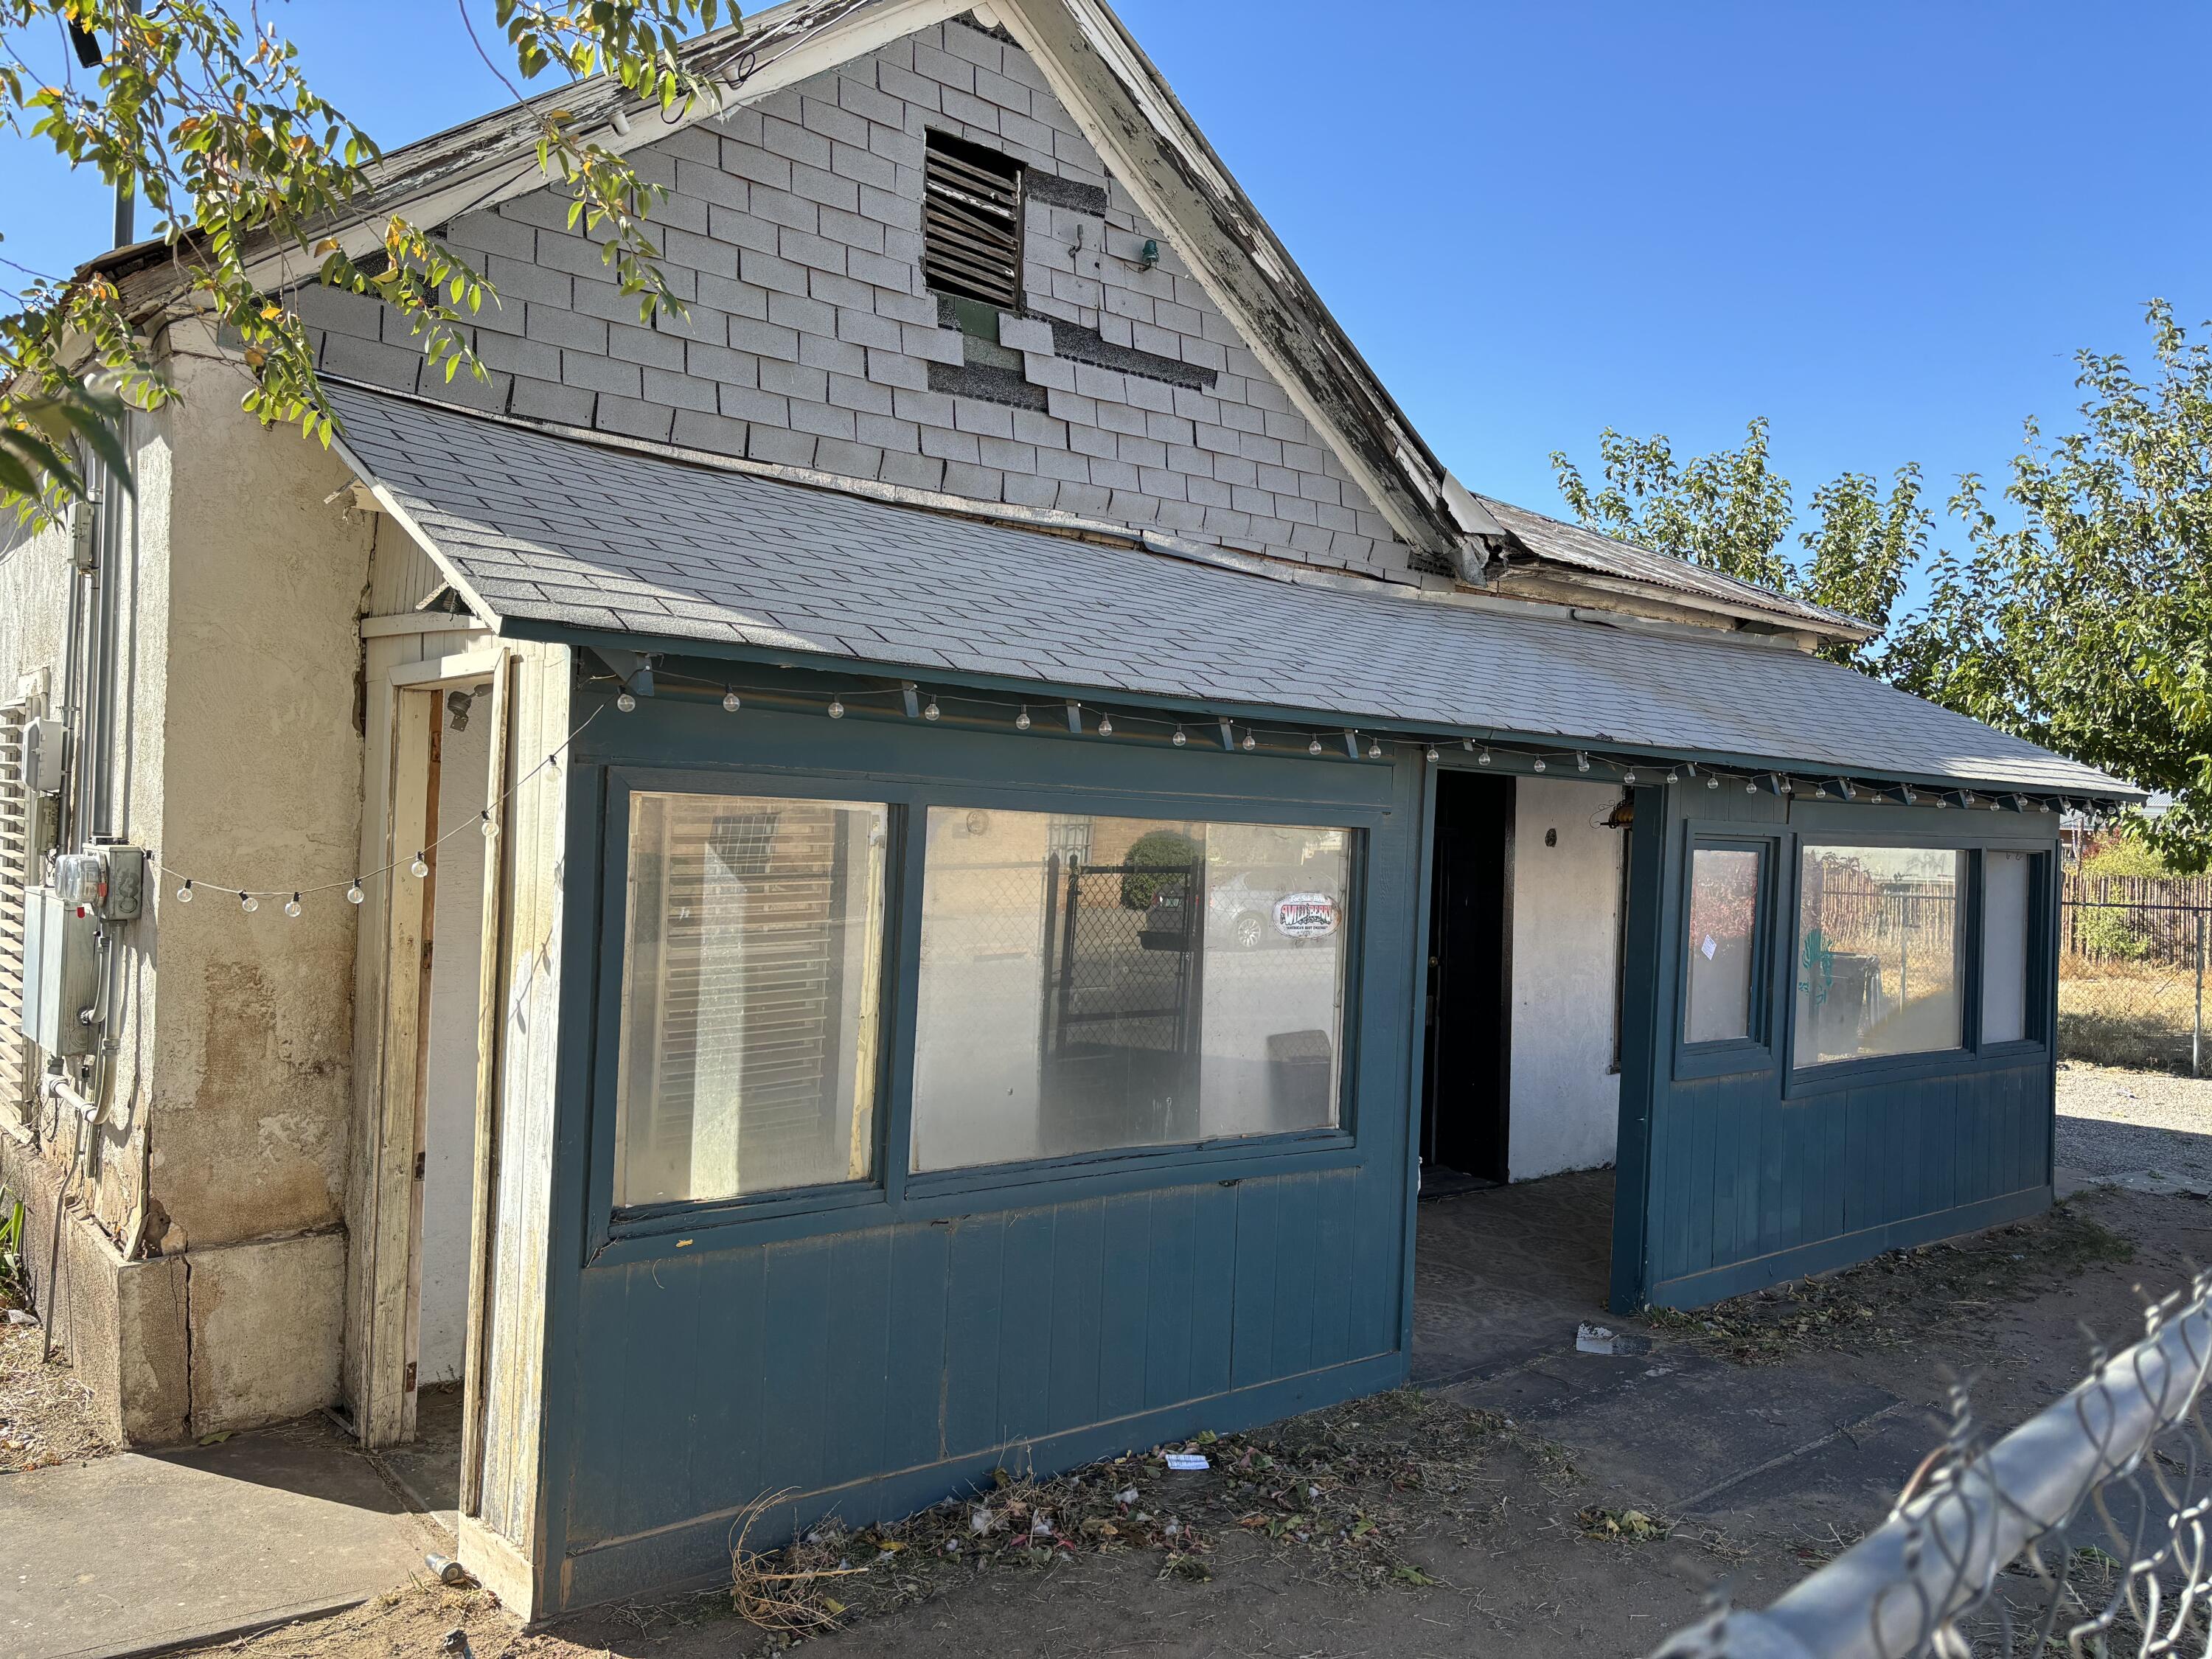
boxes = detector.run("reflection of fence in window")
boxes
[1799,860,1964,1064]
[2059,875,2208,1077]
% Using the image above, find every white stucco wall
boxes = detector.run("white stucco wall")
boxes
[1508,777,1627,1180]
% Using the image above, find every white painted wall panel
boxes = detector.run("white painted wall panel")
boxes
[1508,777,1624,1180]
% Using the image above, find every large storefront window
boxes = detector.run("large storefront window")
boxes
[1795,845,1966,1067]
[613,793,888,1206]
[911,809,1351,1171]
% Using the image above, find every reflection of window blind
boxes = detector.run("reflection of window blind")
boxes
[0,706,31,1122]
[657,803,851,1191]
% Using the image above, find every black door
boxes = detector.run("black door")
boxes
[1421,771,1512,1185]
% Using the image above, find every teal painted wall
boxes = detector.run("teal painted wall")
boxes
[1610,784,2061,1312]
[533,667,1425,1606]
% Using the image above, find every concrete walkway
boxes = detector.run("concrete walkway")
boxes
[1,1416,443,1659]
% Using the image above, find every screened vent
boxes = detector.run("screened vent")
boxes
[922,131,1023,309]
[0,706,32,1122]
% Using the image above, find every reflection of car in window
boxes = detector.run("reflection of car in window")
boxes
[1139,866,1338,951]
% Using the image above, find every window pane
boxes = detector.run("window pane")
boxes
[1982,850,2033,1044]
[614,793,887,1206]
[1686,847,1761,1043]
[1795,846,1965,1067]
[911,810,1349,1170]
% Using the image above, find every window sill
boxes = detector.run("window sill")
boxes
[606,1177,885,1248]
[1782,1042,2051,1100]
[1672,1037,1776,1082]
[902,1128,1357,1204]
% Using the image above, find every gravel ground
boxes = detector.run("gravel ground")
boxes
[2056,1060,2212,1193]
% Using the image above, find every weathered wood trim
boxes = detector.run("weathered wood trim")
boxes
[460,654,516,1517]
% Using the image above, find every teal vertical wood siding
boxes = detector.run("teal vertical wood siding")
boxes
[1612,786,2062,1312]
[535,674,1422,1607]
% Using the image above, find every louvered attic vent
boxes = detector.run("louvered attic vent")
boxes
[922,130,1023,310]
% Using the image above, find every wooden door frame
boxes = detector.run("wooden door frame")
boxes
[351,647,509,1453]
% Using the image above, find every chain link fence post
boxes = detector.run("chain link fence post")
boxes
[2195,909,2205,1079]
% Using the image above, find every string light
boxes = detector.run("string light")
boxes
[239,892,258,913]
[285,894,302,918]
[1015,706,1031,731]
[1664,769,1679,783]
[410,852,430,879]
[1172,726,1187,747]
[1097,714,1114,736]
[1621,767,1636,785]
[827,698,844,719]
[1425,744,1440,763]
[1241,731,1256,751]
[1367,737,1383,759]
[1478,745,1492,765]
[347,880,365,905]
[176,879,193,903]
[923,698,941,722]
[1745,778,1757,794]
[1705,774,1719,790]
[616,689,637,713]
[1575,751,1590,773]
[1531,757,1545,772]
[481,810,498,840]
[722,688,742,712]
[1309,737,1324,756]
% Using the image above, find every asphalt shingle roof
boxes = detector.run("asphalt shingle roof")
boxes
[328,385,2133,799]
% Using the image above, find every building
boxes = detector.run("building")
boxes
[0,0,2135,1619]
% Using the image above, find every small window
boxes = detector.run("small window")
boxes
[910,809,1352,1172]
[922,130,1023,310]
[1795,846,1966,1067]
[1981,849,2034,1044]
[613,792,889,1207]
[1685,845,1762,1044]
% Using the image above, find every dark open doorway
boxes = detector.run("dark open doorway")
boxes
[1421,770,1513,1189]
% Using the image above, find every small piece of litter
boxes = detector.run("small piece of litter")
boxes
[3,1309,35,1326]
[1576,1321,1654,1357]
[1165,1452,1209,1472]
[1116,1486,1139,1504]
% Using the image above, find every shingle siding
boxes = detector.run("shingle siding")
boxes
[377,15,1409,581]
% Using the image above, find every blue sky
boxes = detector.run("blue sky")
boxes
[6,1,2208,583]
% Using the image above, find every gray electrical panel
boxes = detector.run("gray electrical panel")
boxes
[21,888,99,1057]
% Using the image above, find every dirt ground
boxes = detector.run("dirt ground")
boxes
[0,1261,111,1475]
[178,1177,2212,1659]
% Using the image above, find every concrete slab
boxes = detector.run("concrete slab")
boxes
[1,1418,438,1659]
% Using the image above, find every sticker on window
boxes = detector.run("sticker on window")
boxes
[1274,893,1340,939]
[1700,934,1718,961]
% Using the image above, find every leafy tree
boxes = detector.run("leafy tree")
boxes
[0,0,734,522]
[1119,830,1200,913]
[1551,418,1930,667]
[1889,302,2212,868]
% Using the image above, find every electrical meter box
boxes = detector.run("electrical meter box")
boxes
[21,888,99,1056]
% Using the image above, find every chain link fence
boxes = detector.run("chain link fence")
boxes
[1653,1275,2212,1659]
[2060,877,2208,1077]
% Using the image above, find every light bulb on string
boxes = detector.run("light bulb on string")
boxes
[1664,769,1679,783]
[1532,757,1546,773]
[722,688,742,712]
[347,880,366,905]
[827,698,845,720]
[1705,775,1719,791]
[285,894,302,919]
[1015,706,1032,731]
[1575,752,1590,773]
[481,810,498,840]
[1367,737,1382,759]
[240,893,259,913]
[923,698,941,722]
[1478,745,1492,766]
[411,852,430,879]
[1172,726,1187,747]
[1097,714,1114,736]
[616,690,637,713]
[1240,731,1256,751]
[1622,767,1637,785]
[1309,737,1324,756]
[1745,779,1757,795]
[177,879,194,903]
[1425,744,1440,763]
